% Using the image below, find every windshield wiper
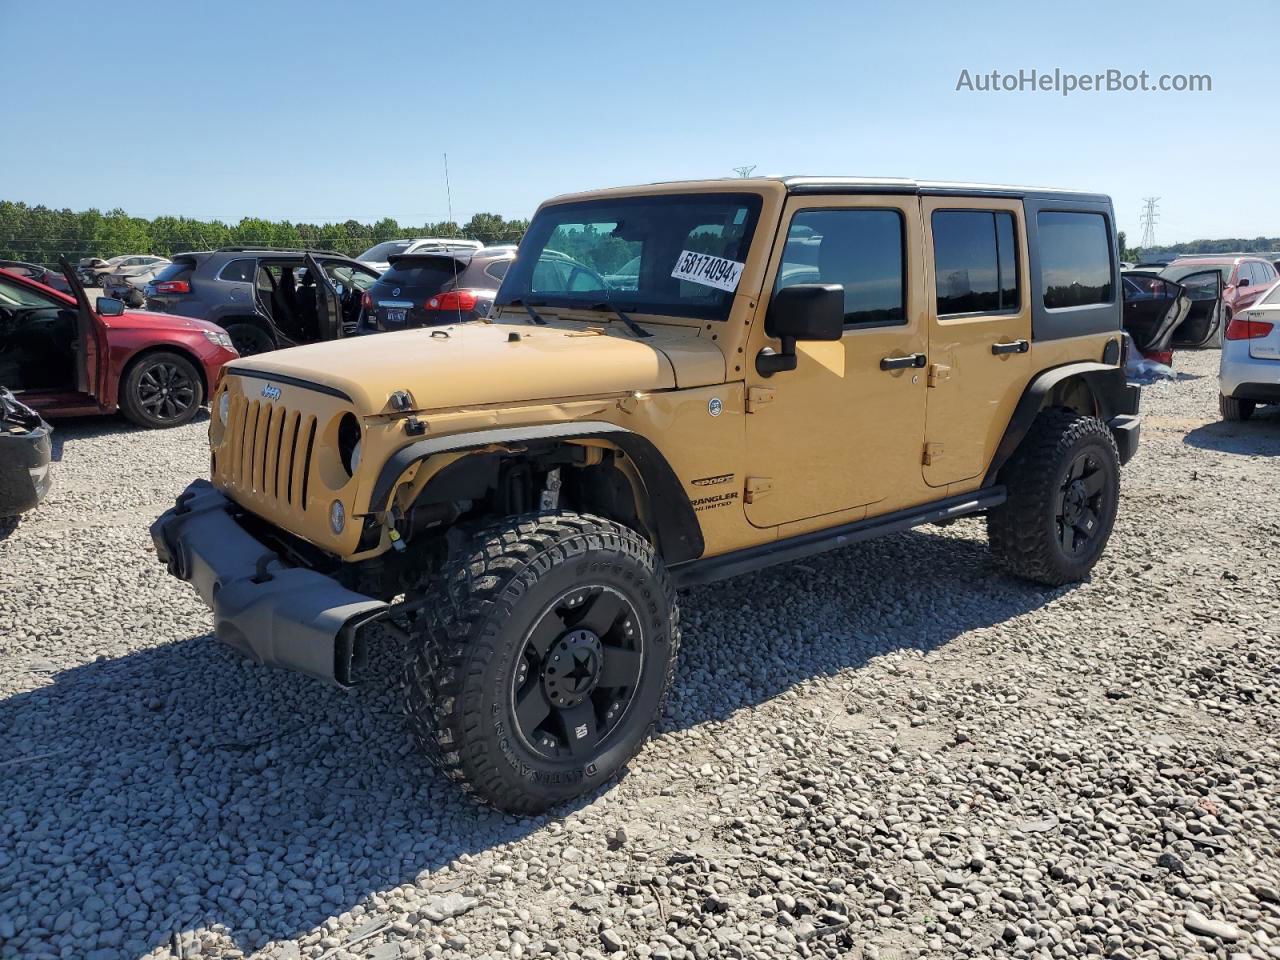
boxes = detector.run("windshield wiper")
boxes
[586,302,652,339]
[502,298,547,325]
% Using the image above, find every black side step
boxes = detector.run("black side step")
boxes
[670,487,1006,589]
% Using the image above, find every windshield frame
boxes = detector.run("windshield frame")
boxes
[495,192,764,322]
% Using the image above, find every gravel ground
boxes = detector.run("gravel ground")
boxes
[2,349,1278,960]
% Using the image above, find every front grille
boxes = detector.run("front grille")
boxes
[222,395,318,509]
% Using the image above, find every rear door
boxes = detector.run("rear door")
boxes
[922,199,1032,486]
[1171,270,1223,347]
[304,253,344,341]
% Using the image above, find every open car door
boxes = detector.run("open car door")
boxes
[57,257,104,398]
[304,253,344,342]
[1122,272,1190,354]
[1171,270,1224,348]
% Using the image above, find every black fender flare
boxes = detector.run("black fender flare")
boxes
[367,421,705,564]
[984,362,1139,485]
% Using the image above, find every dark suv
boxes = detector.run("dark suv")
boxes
[144,248,381,356]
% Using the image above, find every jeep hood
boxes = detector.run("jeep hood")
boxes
[225,322,724,412]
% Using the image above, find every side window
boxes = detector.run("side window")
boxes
[777,209,905,327]
[1037,212,1114,309]
[931,210,1020,315]
[0,277,63,308]
[218,258,256,283]
[484,259,511,282]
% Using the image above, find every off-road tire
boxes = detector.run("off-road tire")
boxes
[401,512,680,814]
[988,409,1120,586]
[120,351,204,429]
[225,322,273,357]
[1219,393,1255,422]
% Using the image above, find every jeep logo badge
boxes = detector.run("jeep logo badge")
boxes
[261,385,281,401]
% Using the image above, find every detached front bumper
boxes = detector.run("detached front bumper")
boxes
[0,418,53,517]
[150,479,388,685]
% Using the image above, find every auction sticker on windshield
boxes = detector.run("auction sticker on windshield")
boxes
[671,250,745,293]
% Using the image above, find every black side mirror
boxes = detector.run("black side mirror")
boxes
[96,296,126,317]
[1238,277,1250,287]
[757,283,845,376]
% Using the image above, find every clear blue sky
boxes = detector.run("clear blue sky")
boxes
[2,0,1273,244]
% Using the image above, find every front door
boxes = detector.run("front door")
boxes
[921,199,1032,486]
[305,253,343,341]
[743,196,928,528]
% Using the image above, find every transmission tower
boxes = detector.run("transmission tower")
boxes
[1139,197,1160,248]
[732,165,757,178]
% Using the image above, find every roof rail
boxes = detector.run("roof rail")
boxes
[215,245,349,256]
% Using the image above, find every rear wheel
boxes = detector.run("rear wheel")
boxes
[120,351,203,428]
[988,409,1121,586]
[401,512,679,813]
[1219,393,1255,422]
[225,322,274,357]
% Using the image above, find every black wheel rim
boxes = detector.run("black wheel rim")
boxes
[137,362,196,422]
[1056,452,1107,556]
[511,586,643,762]
[231,331,264,356]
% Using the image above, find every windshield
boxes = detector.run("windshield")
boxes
[497,193,763,321]
[358,240,415,261]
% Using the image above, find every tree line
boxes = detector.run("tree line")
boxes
[0,201,530,265]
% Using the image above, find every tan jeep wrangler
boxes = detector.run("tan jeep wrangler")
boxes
[153,177,1141,812]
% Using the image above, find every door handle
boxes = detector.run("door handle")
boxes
[880,353,927,371]
[991,339,1029,355]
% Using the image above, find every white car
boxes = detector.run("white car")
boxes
[356,238,483,274]
[1220,279,1280,420]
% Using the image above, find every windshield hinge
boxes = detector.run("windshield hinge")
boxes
[745,476,773,503]
[746,386,775,413]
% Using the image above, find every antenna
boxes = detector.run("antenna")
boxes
[442,152,464,321]
[733,164,757,178]
[1139,197,1160,248]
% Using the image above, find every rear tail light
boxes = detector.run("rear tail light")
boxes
[1225,313,1275,340]
[361,291,373,311]
[427,289,479,311]
[153,280,190,294]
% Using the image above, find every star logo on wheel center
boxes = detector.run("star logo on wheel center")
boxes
[566,648,596,692]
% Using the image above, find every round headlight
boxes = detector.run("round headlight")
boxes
[329,499,346,535]
[218,392,230,423]
[350,439,362,473]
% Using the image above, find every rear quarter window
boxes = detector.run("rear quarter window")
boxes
[217,258,256,283]
[1037,211,1114,309]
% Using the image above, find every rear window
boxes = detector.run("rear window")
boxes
[1038,212,1114,309]
[376,258,463,295]
[153,260,195,284]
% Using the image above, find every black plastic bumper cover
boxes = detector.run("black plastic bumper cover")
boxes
[150,479,387,685]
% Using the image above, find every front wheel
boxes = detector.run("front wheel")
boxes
[225,323,274,357]
[401,512,679,813]
[988,409,1121,586]
[120,351,204,428]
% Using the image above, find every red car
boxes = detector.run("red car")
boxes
[0,261,237,428]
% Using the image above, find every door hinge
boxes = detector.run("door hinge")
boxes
[745,476,773,502]
[927,363,951,388]
[746,386,775,412]
[923,442,944,465]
